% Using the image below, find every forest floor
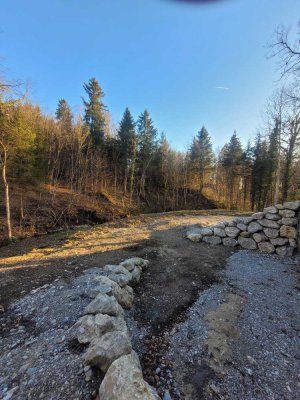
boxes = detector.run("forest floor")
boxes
[0,211,299,400]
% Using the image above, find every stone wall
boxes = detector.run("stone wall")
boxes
[72,258,160,400]
[187,201,300,256]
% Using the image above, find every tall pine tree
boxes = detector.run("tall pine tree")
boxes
[82,78,106,146]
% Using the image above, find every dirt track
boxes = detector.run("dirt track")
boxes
[1,211,298,400]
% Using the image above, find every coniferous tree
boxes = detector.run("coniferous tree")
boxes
[190,126,214,194]
[117,108,136,194]
[137,110,157,197]
[55,99,73,132]
[221,131,243,208]
[82,78,106,145]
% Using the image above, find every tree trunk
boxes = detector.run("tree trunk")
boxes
[1,145,12,241]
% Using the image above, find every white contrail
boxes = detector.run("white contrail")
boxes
[214,86,229,90]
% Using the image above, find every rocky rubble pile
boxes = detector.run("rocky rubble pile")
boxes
[72,257,161,400]
[187,201,300,256]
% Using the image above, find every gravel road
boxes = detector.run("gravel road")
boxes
[168,250,300,400]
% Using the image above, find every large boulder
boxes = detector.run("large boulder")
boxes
[258,219,279,229]
[281,217,297,226]
[265,213,281,221]
[279,209,295,218]
[200,227,214,236]
[233,216,254,225]
[186,228,202,242]
[104,265,132,288]
[213,227,226,238]
[252,212,264,220]
[93,276,134,309]
[236,223,247,231]
[238,237,257,250]
[84,293,123,316]
[263,206,278,214]
[99,352,160,400]
[203,236,222,245]
[120,258,149,271]
[84,331,132,372]
[222,237,238,247]
[130,266,142,286]
[253,232,267,243]
[276,246,294,257]
[73,314,127,344]
[270,237,289,246]
[282,201,300,211]
[248,222,263,233]
[225,226,240,238]
[258,242,275,254]
[280,225,297,239]
[263,228,279,239]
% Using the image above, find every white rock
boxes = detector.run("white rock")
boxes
[186,229,202,242]
[263,206,278,214]
[238,237,257,250]
[200,227,214,236]
[213,227,226,237]
[247,222,263,233]
[281,217,297,226]
[258,242,275,254]
[252,212,264,220]
[84,331,132,372]
[279,209,295,218]
[225,227,240,238]
[99,352,160,400]
[282,201,300,211]
[280,225,297,239]
[265,213,281,221]
[84,293,123,316]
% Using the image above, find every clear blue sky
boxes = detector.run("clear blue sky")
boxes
[0,0,299,151]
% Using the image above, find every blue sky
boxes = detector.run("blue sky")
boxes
[0,0,299,151]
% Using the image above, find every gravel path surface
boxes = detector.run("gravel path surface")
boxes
[168,251,300,400]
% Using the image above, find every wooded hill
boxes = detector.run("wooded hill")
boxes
[0,24,299,242]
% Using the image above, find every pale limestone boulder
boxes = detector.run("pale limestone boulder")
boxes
[225,226,240,238]
[84,293,123,316]
[84,331,132,372]
[237,223,247,231]
[281,217,297,226]
[222,237,238,247]
[104,265,132,288]
[200,227,214,236]
[234,216,254,225]
[263,206,278,214]
[252,212,264,220]
[289,239,297,248]
[228,221,237,227]
[99,352,160,400]
[186,229,202,242]
[203,236,222,245]
[120,257,149,271]
[240,231,251,238]
[282,200,300,211]
[213,227,226,237]
[258,242,275,253]
[253,232,267,243]
[263,228,279,239]
[238,237,257,250]
[73,314,127,344]
[270,237,289,246]
[265,213,281,221]
[130,266,142,286]
[259,219,279,229]
[280,225,297,239]
[248,221,263,233]
[279,209,295,218]
[276,246,288,256]
[93,276,134,309]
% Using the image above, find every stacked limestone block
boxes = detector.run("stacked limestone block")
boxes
[72,257,161,400]
[187,201,300,256]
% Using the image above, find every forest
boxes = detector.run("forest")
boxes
[0,24,299,242]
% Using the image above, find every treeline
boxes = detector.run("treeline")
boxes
[0,22,299,240]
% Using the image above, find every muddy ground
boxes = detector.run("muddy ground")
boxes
[0,211,299,400]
